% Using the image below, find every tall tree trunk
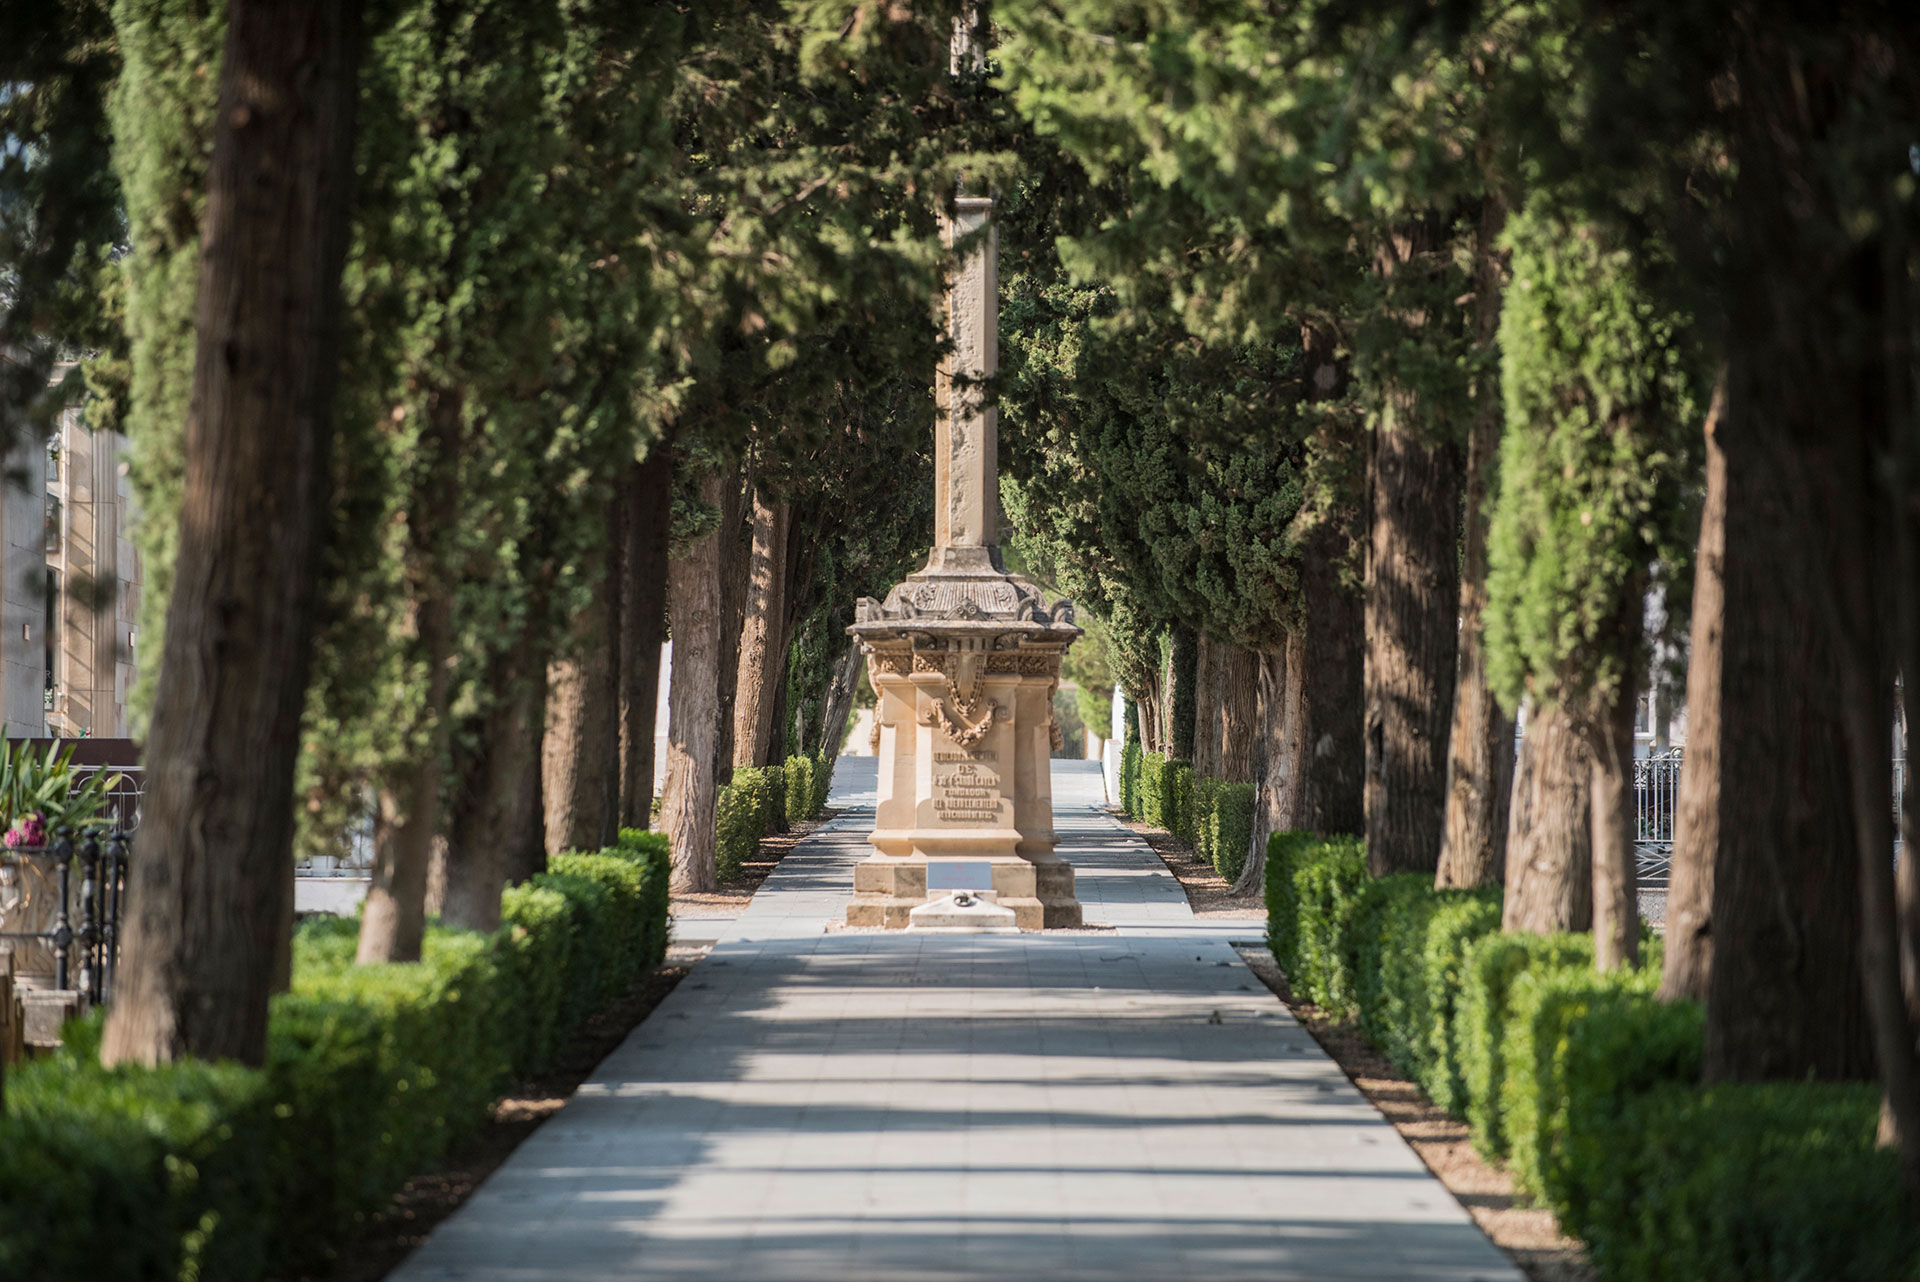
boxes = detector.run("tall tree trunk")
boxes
[1502,702,1592,935]
[1190,633,1220,778]
[103,0,362,1067]
[619,449,672,828]
[1235,639,1307,895]
[543,499,623,855]
[1659,382,1727,1003]
[440,605,548,932]
[357,579,453,964]
[1701,407,1873,1082]
[732,489,792,769]
[662,470,727,893]
[1169,626,1198,761]
[818,639,861,762]
[1364,411,1463,876]
[503,667,548,886]
[357,388,461,965]
[1216,642,1261,783]
[710,466,750,786]
[1364,224,1464,878]
[1585,596,1645,973]
[1437,193,1515,890]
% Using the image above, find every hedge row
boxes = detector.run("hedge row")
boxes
[1264,830,1919,1281]
[1118,749,1255,882]
[716,751,835,880]
[0,830,673,1282]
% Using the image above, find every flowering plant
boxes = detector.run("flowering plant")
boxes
[0,738,124,844]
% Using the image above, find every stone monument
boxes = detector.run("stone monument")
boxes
[845,113,1082,931]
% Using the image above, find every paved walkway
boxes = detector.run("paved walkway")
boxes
[392,759,1521,1282]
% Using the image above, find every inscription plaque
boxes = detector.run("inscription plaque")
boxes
[931,759,1001,824]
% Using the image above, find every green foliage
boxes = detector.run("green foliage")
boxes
[1204,781,1256,883]
[1261,827,1915,1280]
[0,739,124,834]
[0,836,671,1281]
[1119,741,1142,818]
[108,0,227,727]
[1164,760,1195,845]
[716,766,781,881]
[1484,198,1702,717]
[1457,931,1595,1159]
[1500,961,1695,1210]
[1585,1084,1918,1282]
[1417,895,1506,1116]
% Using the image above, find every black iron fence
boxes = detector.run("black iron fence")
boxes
[0,830,130,1005]
[1634,749,1683,889]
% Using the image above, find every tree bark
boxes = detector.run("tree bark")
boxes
[1502,702,1592,935]
[503,667,548,885]
[1364,414,1463,877]
[103,0,362,1067]
[710,466,750,786]
[1189,632,1218,778]
[619,449,673,829]
[1437,194,1515,890]
[1169,626,1198,761]
[1235,640,1306,895]
[543,500,623,855]
[357,386,461,965]
[1585,600,1645,972]
[732,488,792,769]
[1659,383,1727,1003]
[663,470,727,893]
[818,639,861,762]
[1216,642,1261,784]
[1701,412,1873,1082]
[440,606,548,932]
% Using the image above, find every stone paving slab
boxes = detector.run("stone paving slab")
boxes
[391,758,1521,1282]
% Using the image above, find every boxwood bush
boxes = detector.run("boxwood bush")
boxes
[1259,828,1914,1281]
[0,834,672,1282]
[1119,741,1142,817]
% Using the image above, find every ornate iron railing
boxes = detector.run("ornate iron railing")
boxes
[0,830,130,1005]
[1632,749,1683,889]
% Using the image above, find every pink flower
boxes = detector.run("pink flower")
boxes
[5,813,46,849]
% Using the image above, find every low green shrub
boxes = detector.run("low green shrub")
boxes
[1584,1083,1917,1282]
[1190,774,1221,863]
[1165,759,1195,845]
[1458,931,1593,1159]
[1207,781,1256,883]
[1413,892,1503,1115]
[1546,983,1702,1237]
[1119,741,1142,817]
[1500,960,1695,1209]
[1263,829,1321,978]
[783,754,815,824]
[809,749,834,815]
[716,765,778,880]
[1137,751,1167,827]
[1351,873,1448,1077]
[1287,835,1369,1017]
[0,833,673,1282]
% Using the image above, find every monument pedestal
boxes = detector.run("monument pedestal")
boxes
[846,560,1083,930]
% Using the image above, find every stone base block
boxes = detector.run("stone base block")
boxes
[908,891,1019,933]
[848,855,1081,930]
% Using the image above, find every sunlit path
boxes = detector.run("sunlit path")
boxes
[389,759,1521,1282]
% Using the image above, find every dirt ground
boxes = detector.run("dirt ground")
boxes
[668,809,837,919]
[1117,815,1267,918]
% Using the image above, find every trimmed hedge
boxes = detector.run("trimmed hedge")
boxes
[1125,753,1254,882]
[1261,827,1917,1281]
[1588,1083,1918,1282]
[1205,781,1256,883]
[0,834,672,1282]
[1119,740,1142,816]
